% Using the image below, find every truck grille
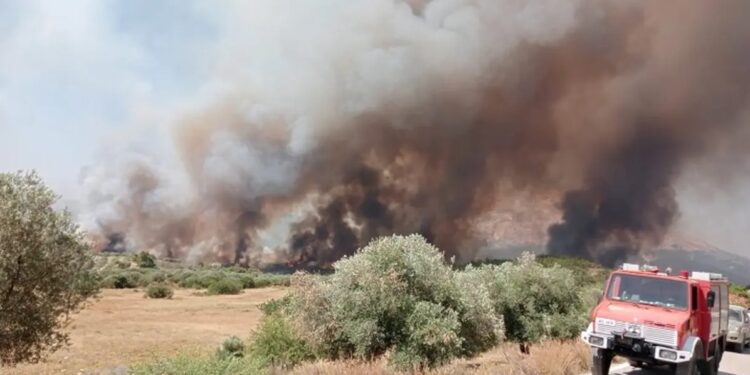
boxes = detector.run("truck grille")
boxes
[595,319,677,347]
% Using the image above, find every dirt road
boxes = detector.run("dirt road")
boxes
[8,287,288,375]
[606,346,750,375]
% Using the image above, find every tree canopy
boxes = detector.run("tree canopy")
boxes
[0,171,99,366]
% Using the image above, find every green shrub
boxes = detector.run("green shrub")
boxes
[259,296,292,316]
[207,279,243,295]
[216,336,245,359]
[101,271,142,289]
[464,253,586,344]
[249,314,314,368]
[145,283,174,299]
[146,271,167,284]
[238,274,255,289]
[284,235,503,370]
[134,251,157,268]
[254,274,291,288]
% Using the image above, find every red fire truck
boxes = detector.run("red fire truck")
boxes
[581,263,729,375]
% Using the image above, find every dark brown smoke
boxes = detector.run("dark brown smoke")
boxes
[548,1,750,266]
[84,1,750,267]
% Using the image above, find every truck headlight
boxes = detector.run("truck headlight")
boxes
[589,336,605,347]
[659,349,678,361]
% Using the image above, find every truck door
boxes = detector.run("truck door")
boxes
[711,286,721,341]
[720,284,728,334]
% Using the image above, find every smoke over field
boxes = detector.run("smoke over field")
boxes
[81,1,750,267]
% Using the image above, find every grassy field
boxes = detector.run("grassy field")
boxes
[8,287,288,375]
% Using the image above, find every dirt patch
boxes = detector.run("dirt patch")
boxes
[7,287,288,375]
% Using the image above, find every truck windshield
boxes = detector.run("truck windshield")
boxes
[729,309,742,322]
[607,274,688,310]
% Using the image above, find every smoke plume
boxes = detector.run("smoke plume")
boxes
[82,0,750,267]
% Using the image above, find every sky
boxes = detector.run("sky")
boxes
[0,0,214,198]
[0,0,748,258]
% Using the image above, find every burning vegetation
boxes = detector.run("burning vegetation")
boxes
[83,1,750,268]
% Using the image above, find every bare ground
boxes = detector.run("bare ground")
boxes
[7,287,288,375]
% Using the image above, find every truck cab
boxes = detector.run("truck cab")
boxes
[581,264,728,375]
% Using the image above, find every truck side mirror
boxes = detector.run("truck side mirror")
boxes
[707,291,716,308]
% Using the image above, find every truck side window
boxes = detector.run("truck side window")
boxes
[691,285,698,310]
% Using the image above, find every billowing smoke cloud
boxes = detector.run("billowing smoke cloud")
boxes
[82,0,750,268]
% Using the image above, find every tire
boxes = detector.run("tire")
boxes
[592,348,614,375]
[698,355,717,375]
[675,359,700,375]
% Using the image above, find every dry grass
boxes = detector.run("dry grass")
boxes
[5,286,592,375]
[287,340,592,375]
[7,287,288,375]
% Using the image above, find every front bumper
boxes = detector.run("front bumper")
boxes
[581,329,613,349]
[728,330,742,343]
[581,326,692,364]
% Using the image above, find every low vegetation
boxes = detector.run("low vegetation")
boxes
[145,282,174,299]
[129,351,264,375]
[217,336,246,359]
[94,253,290,295]
[207,278,244,295]
[135,235,591,374]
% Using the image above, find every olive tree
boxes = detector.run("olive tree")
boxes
[463,253,586,353]
[284,235,503,370]
[0,171,99,366]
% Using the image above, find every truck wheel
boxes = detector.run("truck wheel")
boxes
[592,348,613,375]
[675,359,700,375]
[675,346,701,375]
[698,353,718,375]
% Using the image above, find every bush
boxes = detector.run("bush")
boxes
[178,271,226,289]
[0,171,99,365]
[145,283,174,299]
[207,278,243,295]
[249,314,314,368]
[146,271,167,284]
[100,270,142,289]
[254,274,291,288]
[134,251,157,268]
[216,336,245,359]
[238,274,255,289]
[284,235,503,370]
[259,296,292,316]
[464,253,586,344]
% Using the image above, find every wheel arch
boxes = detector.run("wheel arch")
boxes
[681,336,705,359]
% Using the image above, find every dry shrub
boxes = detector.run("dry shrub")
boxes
[286,340,591,375]
[287,357,392,375]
